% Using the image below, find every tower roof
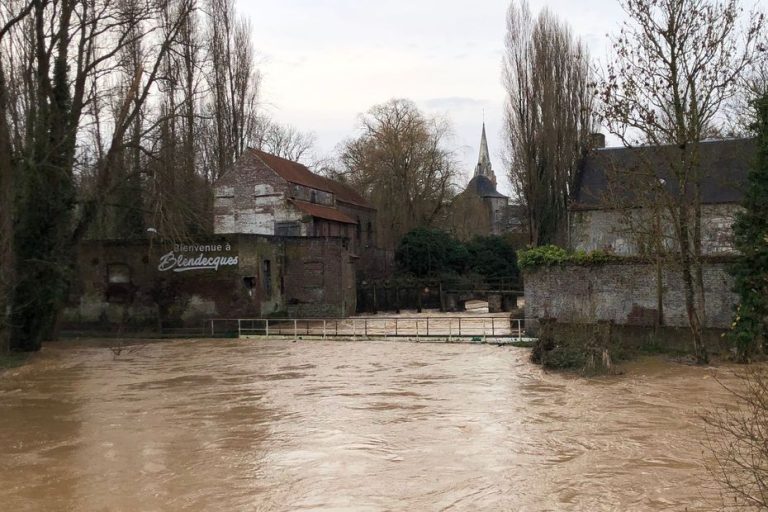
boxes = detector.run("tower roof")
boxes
[474,122,496,185]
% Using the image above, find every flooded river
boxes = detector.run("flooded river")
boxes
[0,338,743,511]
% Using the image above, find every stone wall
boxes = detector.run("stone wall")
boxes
[523,261,737,329]
[570,203,739,256]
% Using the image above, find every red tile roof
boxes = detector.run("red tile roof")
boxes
[250,149,373,209]
[291,200,357,224]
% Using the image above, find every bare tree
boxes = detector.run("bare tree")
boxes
[253,118,316,163]
[704,367,768,509]
[598,0,766,363]
[2,0,198,351]
[503,0,596,246]
[336,99,458,250]
[447,192,492,242]
[201,0,261,181]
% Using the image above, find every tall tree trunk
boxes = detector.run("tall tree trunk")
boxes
[679,206,707,363]
[0,62,14,355]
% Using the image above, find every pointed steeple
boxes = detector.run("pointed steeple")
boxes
[474,122,496,186]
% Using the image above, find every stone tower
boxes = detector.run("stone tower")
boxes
[474,122,496,187]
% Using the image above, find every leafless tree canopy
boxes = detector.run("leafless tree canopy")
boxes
[336,99,458,250]
[0,0,320,349]
[503,0,596,246]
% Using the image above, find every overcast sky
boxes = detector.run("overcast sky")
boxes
[236,0,766,194]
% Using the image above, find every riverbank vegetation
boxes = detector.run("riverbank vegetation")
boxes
[517,245,617,269]
[0,351,28,371]
[704,366,768,509]
[729,94,768,363]
[395,228,520,284]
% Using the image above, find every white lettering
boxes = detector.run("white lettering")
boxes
[157,250,239,273]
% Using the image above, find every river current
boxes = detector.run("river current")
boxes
[0,338,742,511]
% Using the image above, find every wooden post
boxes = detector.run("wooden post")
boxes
[417,287,423,313]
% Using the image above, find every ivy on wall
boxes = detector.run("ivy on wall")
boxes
[517,245,617,270]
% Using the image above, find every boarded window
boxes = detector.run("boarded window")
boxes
[107,263,131,284]
[275,221,301,237]
[106,263,132,303]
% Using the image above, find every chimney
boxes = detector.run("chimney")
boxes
[589,132,606,149]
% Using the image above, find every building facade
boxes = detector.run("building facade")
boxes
[525,137,755,331]
[62,150,380,332]
[569,138,753,256]
[62,234,358,331]
[213,149,376,257]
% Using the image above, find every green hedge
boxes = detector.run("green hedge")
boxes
[517,245,617,269]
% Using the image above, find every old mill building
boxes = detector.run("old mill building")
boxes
[62,150,378,332]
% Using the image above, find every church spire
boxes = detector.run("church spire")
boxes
[474,122,496,186]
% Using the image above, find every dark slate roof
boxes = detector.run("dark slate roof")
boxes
[572,138,756,210]
[466,175,508,199]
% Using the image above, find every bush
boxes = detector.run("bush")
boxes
[395,228,469,277]
[518,245,617,270]
[396,230,521,282]
[465,235,520,280]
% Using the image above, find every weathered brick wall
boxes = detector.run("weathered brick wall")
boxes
[570,204,739,256]
[62,234,359,331]
[283,238,356,317]
[337,201,377,255]
[523,262,737,329]
[214,152,306,235]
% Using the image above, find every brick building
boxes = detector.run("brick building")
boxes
[62,234,358,331]
[61,150,379,331]
[213,149,376,257]
[525,137,756,331]
[569,138,754,256]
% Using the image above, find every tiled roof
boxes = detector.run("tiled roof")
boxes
[251,149,373,209]
[573,138,755,210]
[291,200,357,224]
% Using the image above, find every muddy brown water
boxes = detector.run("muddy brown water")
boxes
[0,338,743,511]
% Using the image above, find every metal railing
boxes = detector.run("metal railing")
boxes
[233,316,532,341]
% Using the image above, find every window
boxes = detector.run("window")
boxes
[106,263,132,303]
[262,260,272,298]
[310,190,317,203]
[356,217,361,244]
[107,263,131,284]
[243,276,256,297]
[275,221,301,237]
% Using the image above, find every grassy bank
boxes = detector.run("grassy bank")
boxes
[0,352,29,372]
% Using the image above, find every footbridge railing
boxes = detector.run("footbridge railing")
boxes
[226,316,533,342]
